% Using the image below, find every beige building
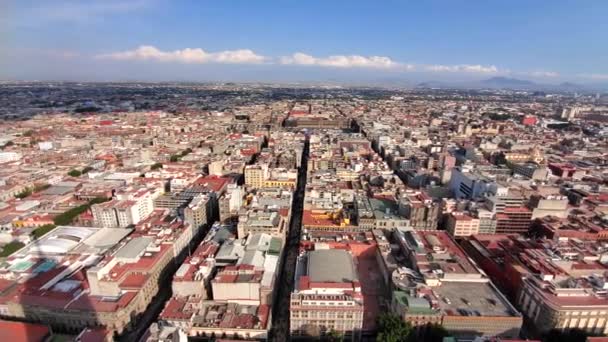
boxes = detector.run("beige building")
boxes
[244,164,268,189]
[518,276,608,335]
[237,209,286,239]
[290,249,364,341]
[211,265,263,305]
[446,212,480,238]
[184,194,212,229]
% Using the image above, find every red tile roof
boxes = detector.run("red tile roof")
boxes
[0,320,50,342]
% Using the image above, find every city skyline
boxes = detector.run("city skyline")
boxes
[1,0,608,85]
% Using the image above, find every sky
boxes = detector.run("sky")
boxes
[1,0,607,84]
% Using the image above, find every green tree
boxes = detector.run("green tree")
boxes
[180,148,193,156]
[14,188,33,199]
[33,183,51,192]
[67,169,82,177]
[376,313,412,342]
[52,197,110,226]
[0,241,25,257]
[169,155,180,162]
[151,162,163,170]
[81,166,94,174]
[31,224,57,239]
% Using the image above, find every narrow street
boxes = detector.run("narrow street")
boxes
[117,226,210,342]
[268,136,309,342]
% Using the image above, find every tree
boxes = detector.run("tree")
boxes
[14,188,33,199]
[33,183,51,192]
[180,148,193,157]
[67,169,82,177]
[82,166,94,174]
[0,241,25,257]
[325,329,344,342]
[376,313,412,342]
[494,152,508,166]
[416,323,449,342]
[31,224,57,239]
[169,155,180,162]
[52,197,109,226]
[151,162,163,170]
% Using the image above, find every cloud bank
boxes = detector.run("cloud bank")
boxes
[529,71,560,78]
[582,73,608,80]
[93,45,576,80]
[96,45,266,64]
[279,52,405,70]
[425,64,499,74]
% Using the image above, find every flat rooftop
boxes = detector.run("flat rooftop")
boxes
[307,249,358,283]
[434,281,519,318]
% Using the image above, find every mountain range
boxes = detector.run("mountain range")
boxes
[417,77,607,92]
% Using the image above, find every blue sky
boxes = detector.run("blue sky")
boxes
[1,0,607,84]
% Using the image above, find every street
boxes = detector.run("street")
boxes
[268,137,309,342]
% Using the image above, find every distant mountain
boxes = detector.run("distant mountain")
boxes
[481,77,537,88]
[415,80,452,88]
[558,82,585,89]
[412,77,604,92]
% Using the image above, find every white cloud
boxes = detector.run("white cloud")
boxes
[280,52,407,70]
[425,64,499,74]
[529,71,560,78]
[96,45,266,64]
[580,73,608,80]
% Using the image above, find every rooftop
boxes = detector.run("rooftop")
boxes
[307,249,358,283]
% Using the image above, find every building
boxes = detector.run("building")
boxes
[511,162,549,180]
[390,230,523,338]
[519,276,608,335]
[290,249,364,340]
[244,164,268,189]
[495,207,533,235]
[474,208,497,234]
[0,152,22,163]
[184,194,213,230]
[462,234,608,335]
[449,169,498,200]
[0,218,193,334]
[528,194,569,219]
[156,227,282,340]
[237,209,287,238]
[484,193,526,214]
[172,240,219,298]
[446,212,481,238]
[0,320,52,342]
[399,192,441,231]
[92,188,156,227]
[522,115,538,126]
[219,184,244,222]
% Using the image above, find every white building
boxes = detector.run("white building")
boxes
[92,188,157,228]
[0,152,22,163]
